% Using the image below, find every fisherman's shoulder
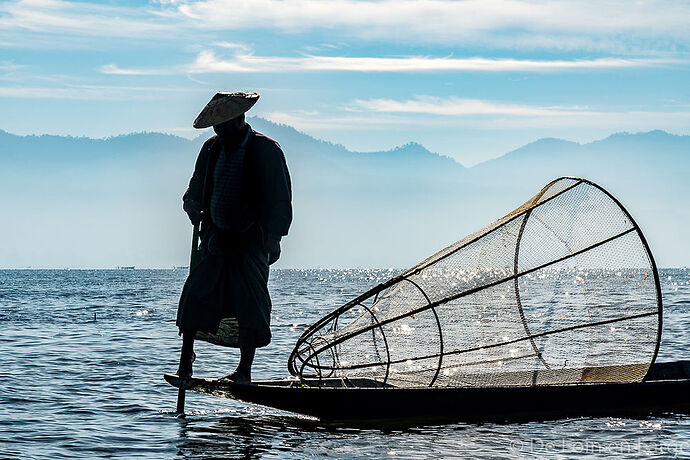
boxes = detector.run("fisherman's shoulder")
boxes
[250,130,283,154]
[200,135,219,151]
[195,135,220,160]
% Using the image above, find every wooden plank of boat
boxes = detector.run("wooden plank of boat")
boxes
[164,360,690,422]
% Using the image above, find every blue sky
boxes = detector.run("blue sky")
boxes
[1,0,689,165]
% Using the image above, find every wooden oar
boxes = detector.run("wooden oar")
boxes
[177,223,200,414]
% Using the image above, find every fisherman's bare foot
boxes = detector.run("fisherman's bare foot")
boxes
[176,351,196,378]
[219,370,251,384]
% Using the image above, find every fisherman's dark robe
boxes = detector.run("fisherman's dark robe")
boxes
[176,126,292,348]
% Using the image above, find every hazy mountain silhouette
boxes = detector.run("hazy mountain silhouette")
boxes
[1,120,687,268]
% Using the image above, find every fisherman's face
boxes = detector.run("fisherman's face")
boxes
[213,115,246,141]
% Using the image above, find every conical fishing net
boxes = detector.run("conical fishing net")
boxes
[288,177,662,388]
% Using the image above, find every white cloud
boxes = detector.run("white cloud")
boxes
[0,84,202,100]
[100,64,169,76]
[173,0,690,35]
[262,99,690,133]
[171,0,690,51]
[101,46,684,76]
[211,42,251,52]
[351,96,592,117]
[0,0,175,39]
[1,0,689,53]
[0,60,26,72]
[180,50,679,74]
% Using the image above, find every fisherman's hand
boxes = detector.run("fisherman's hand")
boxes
[183,199,203,225]
[265,239,281,265]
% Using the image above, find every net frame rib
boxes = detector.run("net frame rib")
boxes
[589,178,663,375]
[513,187,552,370]
[288,177,664,387]
[403,278,444,386]
[304,300,394,384]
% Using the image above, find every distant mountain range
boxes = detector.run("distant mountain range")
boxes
[1,119,688,268]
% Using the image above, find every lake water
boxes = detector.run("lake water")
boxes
[1,268,690,459]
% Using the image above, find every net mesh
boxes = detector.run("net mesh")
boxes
[288,178,662,388]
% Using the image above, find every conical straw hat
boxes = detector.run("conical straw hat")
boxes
[193,92,260,129]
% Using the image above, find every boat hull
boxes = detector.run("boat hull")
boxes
[165,360,690,422]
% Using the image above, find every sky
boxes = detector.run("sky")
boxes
[0,0,689,166]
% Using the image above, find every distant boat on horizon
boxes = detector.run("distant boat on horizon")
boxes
[117,266,135,270]
[173,266,189,270]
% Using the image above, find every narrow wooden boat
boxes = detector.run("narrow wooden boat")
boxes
[164,360,690,422]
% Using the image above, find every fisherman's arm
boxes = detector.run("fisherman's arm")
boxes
[256,141,293,264]
[183,139,214,224]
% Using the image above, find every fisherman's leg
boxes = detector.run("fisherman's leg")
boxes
[220,343,255,384]
[236,343,256,382]
[220,238,269,384]
[176,329,196,377]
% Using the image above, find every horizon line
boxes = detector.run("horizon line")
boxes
[0,266,687,270]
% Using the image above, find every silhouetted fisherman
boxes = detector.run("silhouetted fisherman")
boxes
[175,92,292,384]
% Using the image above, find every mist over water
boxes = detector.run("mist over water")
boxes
[1,268,689,458]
